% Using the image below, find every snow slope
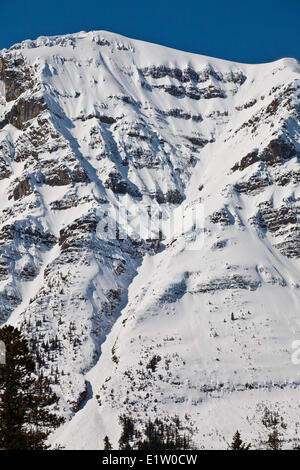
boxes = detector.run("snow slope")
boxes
[0,30,299,448]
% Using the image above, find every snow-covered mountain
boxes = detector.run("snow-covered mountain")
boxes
[0,30,299,449]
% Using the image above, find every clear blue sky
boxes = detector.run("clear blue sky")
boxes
[0,0,299,63]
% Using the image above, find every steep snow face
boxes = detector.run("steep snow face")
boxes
[0,31,299,448]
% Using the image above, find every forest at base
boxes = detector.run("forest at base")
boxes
[0,326,295,450]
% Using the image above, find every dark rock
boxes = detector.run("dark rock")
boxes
[159,279,187,303]
[71,381,89,413]
[59,215,98,251]
[231,150,259,172]
[105,171,129,194]
[224,70,247,85]
[98,115,116,124]
[163,85,185,98]
[186,136,209,147]
[186,86,202,100]
[182,67,199,83]
[266,98,280,115]
[231,150,259,171]
[233,138,296,172]
[235,99,257,111]
[0,55,33,102]
[0,288,22,323]
[71,165,88,183]
[274,228,300,258]
[274,169,300,186]
[119,95,139,106]
[193,275,260,293]
[165,108,191,120]
[192,114,203,122]
[141,65,183,81]
[95,38,111,46]
[141,64,246,86]
[0,156,11,180]
[212,239,228,250]
[12,177,32,200]
[258,202,297,233]
[79,114,116,124]
[44,165,72,186]
[0,97,46,130]
[234,174,272,194]
[210,207,233,225]
[1,221,56,248]
[251,201,299,258]
[200,85,225,99]
[19,262,37,280]
[165,189,183,204]
[127,131,149,140]
[104,171,139,197]
[260,137,296,166]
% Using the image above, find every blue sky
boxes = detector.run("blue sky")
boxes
[0,0,299,63]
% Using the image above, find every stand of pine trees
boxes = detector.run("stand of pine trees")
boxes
[261,407,287,450]
[118,414,193,450]
[117,410,291,450]
[0,325,64,450]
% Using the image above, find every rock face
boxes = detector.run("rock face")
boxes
[12,177,32,200]
[232,137,297,172]
[0,156,11,180]
[0,97,46,130]
[0,31,299,450]
[0,55,34,101]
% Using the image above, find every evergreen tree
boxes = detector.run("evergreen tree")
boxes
[229,430,251,450]
[0,325,64,450]
[261,407,286,450]
[103,435,112,450]
[119,414,135,450]
[137,416,192,450]
[119,414,193,450]
[267,429,281,451]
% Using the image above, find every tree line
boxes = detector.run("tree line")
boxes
[102,406,290,450]
[0,325,64,449]
[0,325,296,450]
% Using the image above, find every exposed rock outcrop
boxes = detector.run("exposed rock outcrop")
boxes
[232,137,297,172]
[0,55,34,101]
[12,177,32,200]
[0,97,46,130]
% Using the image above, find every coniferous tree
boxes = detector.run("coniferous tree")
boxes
[261,407,286,450]
[267,429,281,451]
[119,414,193,450]
[119,414,135,450]
[103,435,112,450]
[229,430,251,450]
[0,325,64,450]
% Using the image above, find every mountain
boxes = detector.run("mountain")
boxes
[0,30,299,449]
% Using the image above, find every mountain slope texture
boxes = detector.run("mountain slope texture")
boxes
[0,30,299,449]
